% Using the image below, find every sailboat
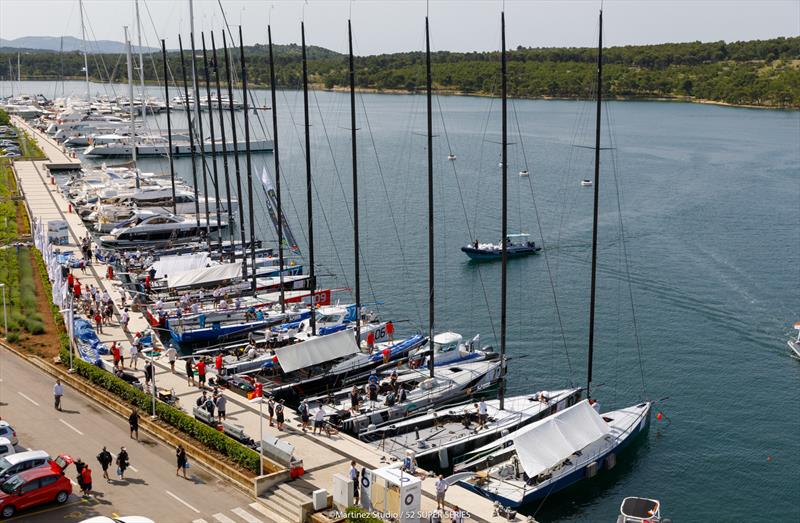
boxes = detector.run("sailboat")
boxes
[447,10,651,508]
[789,322,800,358]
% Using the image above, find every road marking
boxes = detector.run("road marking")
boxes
[17,391,40,406]
[59,418,84,435]
[128,465,139,472]
[232,507,264,523]
[212,514,237,523]
[192,520,209,523]
[166,490,200,513]
[248,503,272,518]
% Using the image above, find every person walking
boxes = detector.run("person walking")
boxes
[185,358,195,386]
[116,447,129,480]
[267,396,275,427]
[196,358,207,389]
[96,447,113,481]
[215,353,223,375]
[111,342,121,368]
[175,444,187,479]
[275,399,285,430]
[435,474,448,510]
[128,408,139,441]
[94,311,103,334]
[53,379,64,411]
[299,400,310,432]
[165,346,178,373]
[120,308,130,332]
[349,461,360,503]
[215,394,227,422]
[80,465,93,497]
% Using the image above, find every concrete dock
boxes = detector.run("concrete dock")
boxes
[12,116,506,523]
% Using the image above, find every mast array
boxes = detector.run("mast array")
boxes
[301,22,317,336]
[499,11,508,410]
[348,20,361,345]
[425,16,435,378]
[268,26,286,312]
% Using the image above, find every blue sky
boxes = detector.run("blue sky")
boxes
[1,0,798,55]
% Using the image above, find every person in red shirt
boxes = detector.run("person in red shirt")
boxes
[74,281,81,299]
[80,466,92,498]
[215,353,223,374]
[144,275,151,294]
[111,342,121,368]
[67,272,74,289]
[94,312,103,334]
[196,359,206,388]
[106,265,114,280]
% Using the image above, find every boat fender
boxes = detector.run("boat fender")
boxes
[605,453,616,470]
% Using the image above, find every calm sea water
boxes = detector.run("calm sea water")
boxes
[7,81,800,522]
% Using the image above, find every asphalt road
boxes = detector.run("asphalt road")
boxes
[0,351,265,523]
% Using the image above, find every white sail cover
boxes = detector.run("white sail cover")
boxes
[274,329,359,374]
[151,253,211,278]
[167,262,242,289]
[513,400,610,478]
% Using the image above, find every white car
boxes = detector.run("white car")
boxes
[0,422,17,446]
[0,439,14,459]
[80,517,156,523]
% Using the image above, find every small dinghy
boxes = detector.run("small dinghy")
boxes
[448,154,457,161]
[581,179,593,187]
[518,170,529,177]
[461,233,541,261]
[617,496,671,522]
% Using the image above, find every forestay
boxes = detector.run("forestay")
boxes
[150,253,211,278]
[167,262,242,289]
[513,400,609,478]
[274,329,359,373]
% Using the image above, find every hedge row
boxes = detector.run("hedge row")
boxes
[58,348,260,473]
[29,248,260,474]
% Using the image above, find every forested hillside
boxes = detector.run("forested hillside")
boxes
[2,37,798,108]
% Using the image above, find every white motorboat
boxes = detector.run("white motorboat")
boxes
[409,331,492,367]
[448,154,457,161]
[581,179,593,187]
[518,170,529,177]
[99,211,227,248]
[83,137,273,157]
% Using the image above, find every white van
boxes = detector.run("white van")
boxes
[0,451,50,483]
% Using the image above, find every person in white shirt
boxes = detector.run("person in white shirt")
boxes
[53,379,64,411]
[129,343,139,370]
[218,298,228,310]
[313,405,326,435]
[478,399,488,428]
[450,506,464,523]
[349,461,360,502]
[191,302,200,314]
[120,308,130,331]
[246,343,257,361]
[165,346,178,373]
[435,474,448,510]
[155,298,164,311]
[234,297,241,310]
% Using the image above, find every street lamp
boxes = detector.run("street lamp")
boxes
[148,348,157,419]
[0,284,6,338]
[248,383,265,476]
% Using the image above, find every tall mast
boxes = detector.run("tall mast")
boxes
[212,33,235,261]
[301,22,316,336]
[191,32,212,243]
[161,39,177,215]
[179,35,201,227]
[224,31,248,278]
[348,20,361,345]
[268,26,285,313]
[202,34,223,254]
[587,10,603,399]
[124,25,138,185]
[499,11,508,410]
[135,0,146,129]
[188,0,202,137]
[239,26,257,291]
[79,0,90,100]
[425,16,435,378]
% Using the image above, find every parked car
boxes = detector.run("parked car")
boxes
[0,466,72,518]
[0,451,72,484]
[0,423,17,446]
[0,440,13,460]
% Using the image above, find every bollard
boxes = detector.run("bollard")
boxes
[51,176,55,185]
[68,203,72,213]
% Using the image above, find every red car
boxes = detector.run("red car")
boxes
[0,465,72,518]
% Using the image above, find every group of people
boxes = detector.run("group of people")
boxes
[298,400,330,436]
[195,388,228,422]
[71,445,130,499]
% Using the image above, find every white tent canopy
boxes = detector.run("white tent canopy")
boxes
[512,400,610,478]
[151,253,211,278]
[274,329,359,374]
[167,262,242,289]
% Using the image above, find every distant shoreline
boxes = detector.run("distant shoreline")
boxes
[12,76,799,110]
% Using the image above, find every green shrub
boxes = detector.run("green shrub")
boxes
[7,332,19,343]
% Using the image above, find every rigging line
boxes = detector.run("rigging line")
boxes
[83,16,117,98]
[433,94,498,343]
[605,99,647,399]
[510,98,574,383]
[471,95,496,238]
[358,93,425,330]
